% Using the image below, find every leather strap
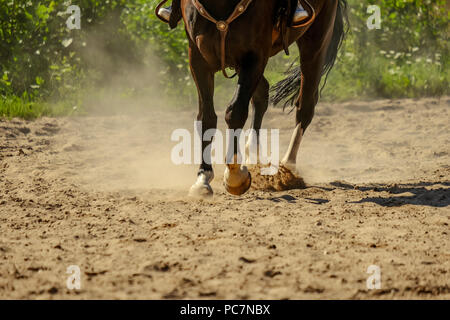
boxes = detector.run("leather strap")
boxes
[192,0,253,78]
[291,0,316,28]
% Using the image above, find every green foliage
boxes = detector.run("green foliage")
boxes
[0,93,51,119]
[322,0,449,100]
[122,1,191,93]
[0,0,448,118]
[1,1,76,98]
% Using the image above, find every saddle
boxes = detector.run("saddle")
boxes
[155,0,315,78]
[272,0,316,55]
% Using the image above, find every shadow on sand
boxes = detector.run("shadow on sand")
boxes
[331,181,450,208]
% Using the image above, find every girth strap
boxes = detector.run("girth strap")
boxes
[191,0,253,78]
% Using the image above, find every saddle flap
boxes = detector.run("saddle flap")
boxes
[273,0,297,55]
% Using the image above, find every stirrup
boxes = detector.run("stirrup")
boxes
[293,3,309,24]
[157,5,172,23]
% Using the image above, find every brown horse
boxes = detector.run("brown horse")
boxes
[169,0,348,197]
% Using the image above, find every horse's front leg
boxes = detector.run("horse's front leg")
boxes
[246,76,269,165]
[224,52,267,196]
[188,42,217,197]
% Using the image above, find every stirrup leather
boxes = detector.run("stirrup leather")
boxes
[291,0,316,28]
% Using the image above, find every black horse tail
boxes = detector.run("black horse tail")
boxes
[270,0,349,109]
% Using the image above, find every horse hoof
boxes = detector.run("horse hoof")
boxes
[224,171,252,196]
[189,183,213,198]
[189,170,214,198]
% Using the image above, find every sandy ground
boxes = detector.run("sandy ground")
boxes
[0,97,449,299]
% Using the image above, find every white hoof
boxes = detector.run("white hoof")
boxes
[189,171,214,198]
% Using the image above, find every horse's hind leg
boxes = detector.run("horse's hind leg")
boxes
[281,3,337,171]
[188,41,217,197]
[224,52,267,195]
[246,76,269,164]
